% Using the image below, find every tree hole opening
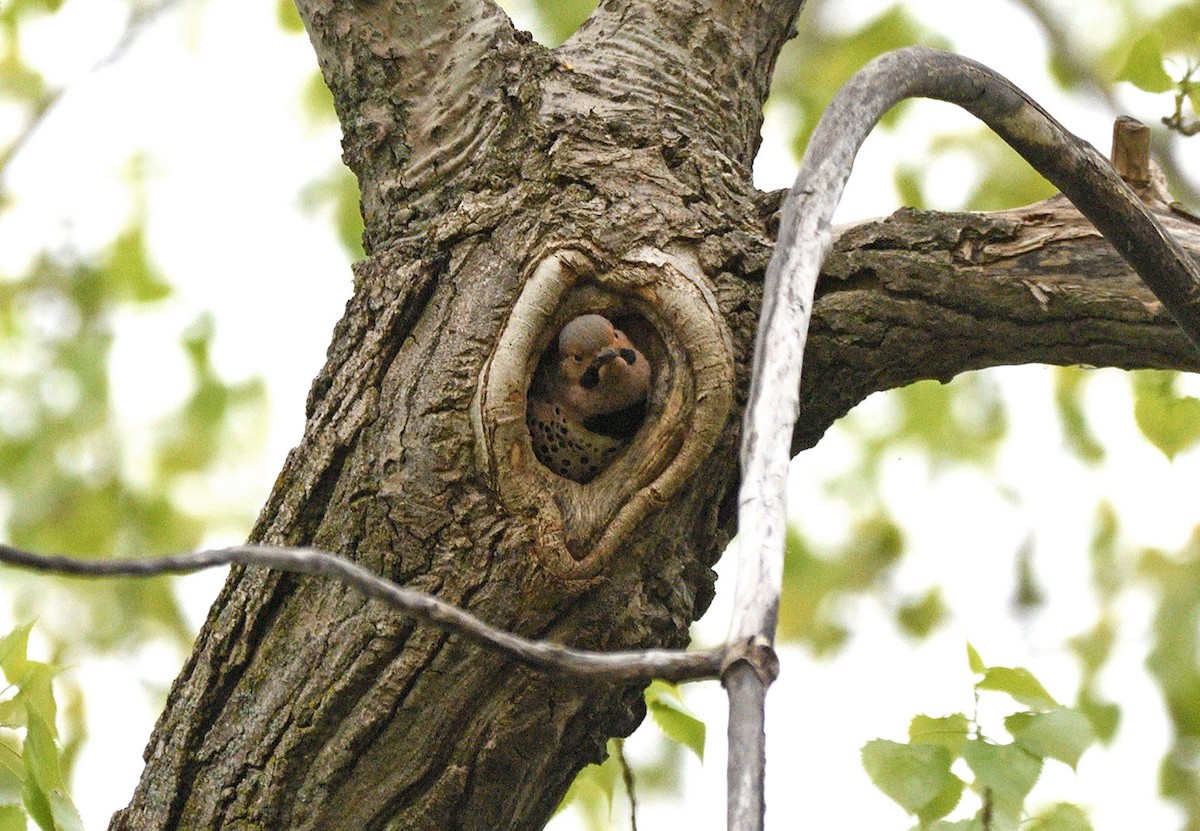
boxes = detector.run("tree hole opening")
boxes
[525,311,661,484]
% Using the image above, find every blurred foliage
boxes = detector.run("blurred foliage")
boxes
[0,0,1197,830]
[557,683,704,828]
[772,4,945,159]
[896,129,1058,211]
[1054,367,1105,464]
[0,208,265,651]
[777,517,905,654]
[0,622,83,831]
[525,0,596,46]
[1116,23,1200,136]
[1132,370,1200,461]
[1,1,268,822]
[864,646,1098,829]
[299,167,366,260]
[1065,505,1123,745]
[1141,531,1200,827]
[278,9,366,260]
[850,376,1008,472]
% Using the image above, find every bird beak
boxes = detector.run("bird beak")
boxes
[591,348,618,369]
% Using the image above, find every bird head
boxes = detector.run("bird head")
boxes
[553,314,650,420]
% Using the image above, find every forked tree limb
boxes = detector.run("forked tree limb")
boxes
[1,43,1197,831]
[555,0,807,169]
[727,44,1200,831]
[291,0,520,243]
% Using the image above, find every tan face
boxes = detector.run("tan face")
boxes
[555,314,650,420]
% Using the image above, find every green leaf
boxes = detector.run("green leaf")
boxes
[14,667,55,739]
[0,805,26,831]
[1133,371,1200,460]
[897,588,948,638]
[19,779,51,831]
[0,625,33,685]
[45,791,81,831]
[1054,368,1104,463]
[0,748,23,806]
[962,739,1042,813]
[1029,802,1094,831]
[276,0,304,32]
[555,740,621,818]
[21,714,63,794]
[908,713,970,756]
[976,667,1058,709]
[1076,689,1120,744]
[645,681,705,761]
[19,711,80,831]
[861,739,961,819]
[967,643,986,675]
[1006,708,1096,769]
[927,820,983,831]
[1117,32,1175,93]
[920,772,965,826]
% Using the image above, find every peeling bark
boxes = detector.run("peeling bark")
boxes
[106,3,1200,831]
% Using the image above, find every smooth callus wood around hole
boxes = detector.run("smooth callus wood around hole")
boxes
[471,246,734,567]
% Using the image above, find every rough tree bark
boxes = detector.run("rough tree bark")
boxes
[107,2,1200,830]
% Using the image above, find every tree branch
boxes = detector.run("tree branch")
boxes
[553,0,807,171]
[0,542,721,684]
[1011,0,1200,206]
[726,44,1200,831]
[790,199,1200,453]
[725,662,768,831]
[292,0,532,244]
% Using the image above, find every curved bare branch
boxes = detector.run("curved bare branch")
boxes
[727,45,1200,831]
[741,44,1200,642]
[0,542,722,683]
[1012,0,1200,206]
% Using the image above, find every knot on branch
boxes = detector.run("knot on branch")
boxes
[721,635,780,687]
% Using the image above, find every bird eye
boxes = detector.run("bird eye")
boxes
[572,354,584,363]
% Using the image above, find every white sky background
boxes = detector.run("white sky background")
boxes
[1,0,1199,828]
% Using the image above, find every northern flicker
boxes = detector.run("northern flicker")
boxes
[526,314,651,483]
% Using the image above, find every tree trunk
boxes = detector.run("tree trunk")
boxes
[108,2,1200,830]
